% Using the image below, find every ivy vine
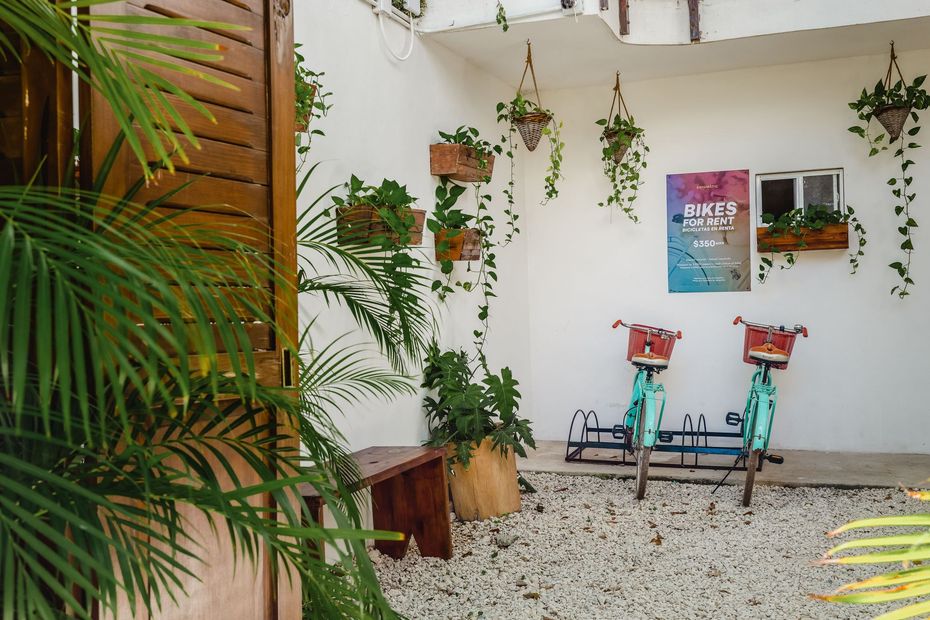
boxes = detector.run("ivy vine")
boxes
[848,45,929,298]
[596,114,648,222]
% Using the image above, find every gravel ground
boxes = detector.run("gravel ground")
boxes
[373,472,924,620]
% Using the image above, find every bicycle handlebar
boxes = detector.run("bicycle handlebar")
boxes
[733,315,808,338]
[613,319,682,340]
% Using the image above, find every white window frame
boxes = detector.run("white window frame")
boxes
[754,168,845,226]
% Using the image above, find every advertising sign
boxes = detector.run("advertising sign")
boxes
[667,169,751,293]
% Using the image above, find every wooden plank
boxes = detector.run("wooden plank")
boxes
[152,94,266,150]
[688,0,700,42]
[299,447,447,497]
[151,207,271,252]
[130,164,269,219]
[142,133,268,184]
[150,285,273,321]
[756,223,849,252]
[123,3,265,80]
[224,0,263,14]
[130,0,264,49]
[0,75,21,115]
[135,53,265,116]
[0,117,22,158]
[131,321,273,354]
[618,0,630,35]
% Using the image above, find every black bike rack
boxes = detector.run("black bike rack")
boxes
[565,408,759,472]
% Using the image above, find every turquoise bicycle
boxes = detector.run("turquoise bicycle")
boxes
[733,316,808,506]
[612,319,682,500]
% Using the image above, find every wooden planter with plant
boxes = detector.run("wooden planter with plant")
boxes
[596,72,649,223]
[429,180,481,261]
[430,126,496,183]
[848,42,929,298]
[333,176,425,246]
[295,44,329,134]
[423,347,535,522]
[757,205,866,283]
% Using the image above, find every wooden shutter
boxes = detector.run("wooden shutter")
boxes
[81,1,299,618]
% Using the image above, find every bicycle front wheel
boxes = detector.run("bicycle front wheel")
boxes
[742,449,761,507]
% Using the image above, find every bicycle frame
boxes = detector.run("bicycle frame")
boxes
[743,366,778,452]
[625,367,667,450]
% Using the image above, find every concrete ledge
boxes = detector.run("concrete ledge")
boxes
[518,440,930,489]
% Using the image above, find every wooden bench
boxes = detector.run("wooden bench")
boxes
[300,446,452,559]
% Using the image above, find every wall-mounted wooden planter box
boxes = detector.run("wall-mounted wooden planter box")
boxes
[429,144,495,183]
[435,228,481,261]
[756,223,849,252]
[336,205,425,245]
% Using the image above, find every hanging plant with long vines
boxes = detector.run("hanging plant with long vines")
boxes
[848,42,929,298]
[595,71,648,223]
[496,40,565,213]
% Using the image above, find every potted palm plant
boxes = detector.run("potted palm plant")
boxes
[332,175,425,246]
[422,347,535,521]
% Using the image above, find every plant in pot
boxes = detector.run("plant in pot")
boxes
[848,42,929,298]
[423,346,535,521]
[430,125,497,183]
[331,175,425,247]
[496,41,565,210]
[757,204,867,284]
[295,44,331,170]
[596,75,648,223]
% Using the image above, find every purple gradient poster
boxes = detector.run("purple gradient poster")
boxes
[667,170,751,293]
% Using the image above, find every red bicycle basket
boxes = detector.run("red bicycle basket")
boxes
[626,324,678,361]
[741,325,798,369]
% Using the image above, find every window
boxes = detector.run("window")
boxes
[755,169,844,225]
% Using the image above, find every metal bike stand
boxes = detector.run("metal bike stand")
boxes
[565,408,763,472]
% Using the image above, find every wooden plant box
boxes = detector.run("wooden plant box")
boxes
[756,223,849,252]
[336,205,425,245]
[447,438,521,521]
[434,227,481,261]
[429,144,495,183]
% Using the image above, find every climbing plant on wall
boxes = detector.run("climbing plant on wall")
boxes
[848,42,929,298]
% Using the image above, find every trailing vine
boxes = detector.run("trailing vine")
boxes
[496,0,509,32]
[295,44,331,172]
[596,72,647,222]
[757,204,867,284]
[848,42,929,298]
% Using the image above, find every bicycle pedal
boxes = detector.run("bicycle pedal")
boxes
[658,431,674,444]
[725,412,742,426]
[611,424,626,440]
[766,453,784,465]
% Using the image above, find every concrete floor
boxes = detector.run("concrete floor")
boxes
[518,440,930,489]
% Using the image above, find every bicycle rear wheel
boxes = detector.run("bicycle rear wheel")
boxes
[634,407,651,500]
[742,449,761,507]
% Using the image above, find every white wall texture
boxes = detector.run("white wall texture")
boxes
[295,0,533,452]
[299,1,930,455]
[520,49,930,454]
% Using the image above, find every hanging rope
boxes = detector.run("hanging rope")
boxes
[606,71,632,123]
[883,41,906,90]
[517,39,543,107]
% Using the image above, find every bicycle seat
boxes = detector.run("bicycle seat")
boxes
[748,342,790,364]
[631,352,669,368]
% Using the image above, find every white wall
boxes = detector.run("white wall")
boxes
[296,0,533,451]
[518,49,930,454]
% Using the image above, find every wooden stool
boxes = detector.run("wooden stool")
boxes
[300,446,453,560]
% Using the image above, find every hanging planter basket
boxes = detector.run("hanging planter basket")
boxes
[603,129,635,163]
[513,111,551,152]
[874,104,911,142]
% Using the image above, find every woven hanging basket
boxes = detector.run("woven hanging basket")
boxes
[603,129,634,164]
[513,111,551,152]
[874,104,911,142]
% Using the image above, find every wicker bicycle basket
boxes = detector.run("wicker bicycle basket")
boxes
[512,111,551,152]
[874,104,911,142]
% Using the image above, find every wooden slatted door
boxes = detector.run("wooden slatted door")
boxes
[83,1,298,618]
